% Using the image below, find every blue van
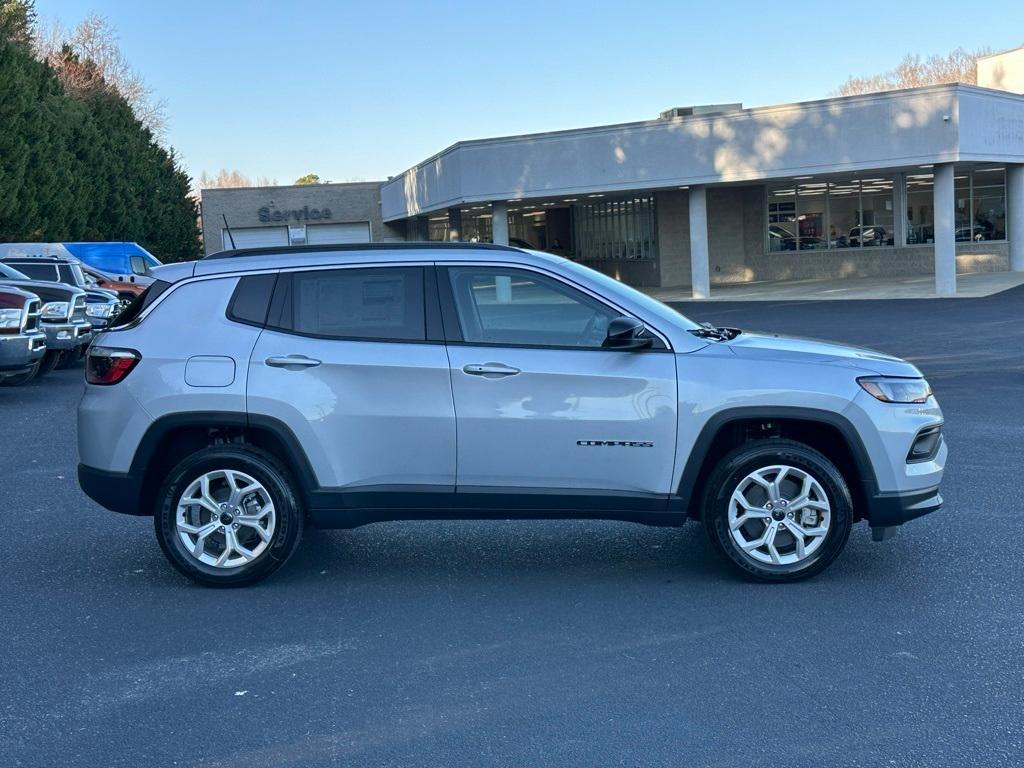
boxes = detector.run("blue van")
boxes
[61,242,162,283]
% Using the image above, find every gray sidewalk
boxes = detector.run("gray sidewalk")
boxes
[648,270,1024,302]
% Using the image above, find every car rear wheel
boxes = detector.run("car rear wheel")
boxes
[702,440,852,582]
[154,445,304,587]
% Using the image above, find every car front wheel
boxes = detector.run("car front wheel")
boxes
[154,445,304,586]
[703,440,852,582]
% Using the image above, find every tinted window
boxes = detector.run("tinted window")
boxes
[227,274,276,326]
[447,267,617,348]
[58,264,86,286]
[274,267,425,342]
[9,263,58,281]
[0,263,30,280]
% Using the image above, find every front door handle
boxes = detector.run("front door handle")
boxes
[463,362,520,377]
[266,355,321,369]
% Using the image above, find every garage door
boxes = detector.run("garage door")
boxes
[306,222,371,245]
[222,227,288,250]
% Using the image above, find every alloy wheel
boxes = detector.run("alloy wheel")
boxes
[175,469,276,569]
[727,464,831,566]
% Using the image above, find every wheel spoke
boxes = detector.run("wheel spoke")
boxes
[741,524,772,552]
[216,527,237,566]
[730,489,760,513]
[730,509,771,531]
[784,521,807,559]
[768,467,789,502]
[764,524,781,563]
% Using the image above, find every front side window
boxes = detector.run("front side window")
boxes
[447,267,618,348]
[272,267,425,342]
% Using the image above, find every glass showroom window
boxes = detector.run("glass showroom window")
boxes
[573,196,656,260]
[970,168,1006,241]
[858,178,895,247]
[797,184,827,249]
[768,179,896,251]
[904,168,1005,245]
[767,187,796,251]
[828,180,860,248]
[906,175,934,244]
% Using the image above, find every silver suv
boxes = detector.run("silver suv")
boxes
[77,244,945,586]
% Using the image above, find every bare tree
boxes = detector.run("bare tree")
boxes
[835,47,993,96]
[35,12,167,141]
[198,169,279,190]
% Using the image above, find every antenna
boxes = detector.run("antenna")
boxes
[222,214,237,250]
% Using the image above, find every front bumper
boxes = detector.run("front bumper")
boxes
[40,319,93,350]
[0,330,46,374]
[866,485,943,540]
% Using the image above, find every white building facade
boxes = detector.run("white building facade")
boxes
[202,50,1024,297]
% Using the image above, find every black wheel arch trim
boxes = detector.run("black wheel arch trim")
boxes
[81,411,321,516]
[672,406,880,518]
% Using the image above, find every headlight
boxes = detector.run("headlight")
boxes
[858,376,932,404]
[86,303,114,318]
[41,301,70,320]
[0,307,22,332]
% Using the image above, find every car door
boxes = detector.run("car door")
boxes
[247,264,456,502]
[439,264,678,508]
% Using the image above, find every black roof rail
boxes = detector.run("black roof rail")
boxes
[202,242,525,261]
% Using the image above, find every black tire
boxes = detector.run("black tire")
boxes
[36,349,61,378]
[154,444,304,587]
[56,347,85,370]
[0,359,40,387]
[702,439,852,582]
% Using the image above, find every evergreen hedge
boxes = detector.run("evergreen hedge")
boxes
[0,14,201,262]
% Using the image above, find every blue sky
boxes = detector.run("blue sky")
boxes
[37,0,1024,186]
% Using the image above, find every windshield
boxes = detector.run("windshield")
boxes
[557,258,700,331]
[0,263,31,280]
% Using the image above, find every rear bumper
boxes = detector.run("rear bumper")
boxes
[78,463,144,515]
[866,485,942,540]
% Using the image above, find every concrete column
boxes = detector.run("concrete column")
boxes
[892,172,907,247]
[933,163,956,296]
[688,185,710,299]
[491,201,509,245]
[447,208,462,242]
[1008,165,1024,272]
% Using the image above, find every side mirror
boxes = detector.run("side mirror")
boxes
[129,256,149,276]
[603,316,652,350]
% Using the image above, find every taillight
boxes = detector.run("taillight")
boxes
[86,347,141,385]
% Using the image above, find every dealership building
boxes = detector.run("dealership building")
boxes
[200,47,1024,297]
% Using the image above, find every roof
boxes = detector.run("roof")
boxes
[380,83,1024,220]
[156,242,563,281]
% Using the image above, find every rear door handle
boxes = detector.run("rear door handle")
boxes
[463,363,520,377]
[265,355,321,369]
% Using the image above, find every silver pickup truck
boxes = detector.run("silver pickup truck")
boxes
[0,262,92,377]
[0,285,47,386]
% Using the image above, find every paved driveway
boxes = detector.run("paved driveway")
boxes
[2,288,1022,767]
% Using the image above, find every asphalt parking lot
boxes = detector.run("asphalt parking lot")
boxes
[2,287,1022,768]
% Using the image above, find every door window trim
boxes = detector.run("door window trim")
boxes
[436,262,671,352]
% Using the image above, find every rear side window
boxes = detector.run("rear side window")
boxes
[227,274,277,326]
[110,280,171,327]
[269,267,425,342]
[9,263,58,281]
